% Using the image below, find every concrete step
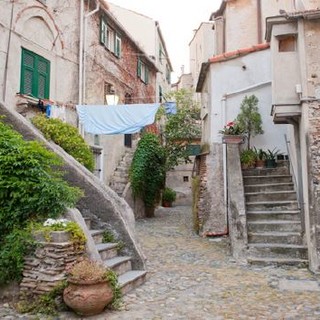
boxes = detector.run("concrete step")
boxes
[112,172,129,181]
[243,175,292,185]
[96,242,118,260]
[246,200,299,211]
[243,166,289,176]
[244,182,295,193]
[248,220,302,233]
[104,256,132,276]
[245,190,297,202]
[118,270,147,295]
[247,210,301,221]
[247,243,308,259]
[248,231,303,245]
[89,229,104,244]
[83,217,92,230]
[247,257,308,267]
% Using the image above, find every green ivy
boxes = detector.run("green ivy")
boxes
[32,114,94,171]
[0,118,83,284]
[129,133,166,213]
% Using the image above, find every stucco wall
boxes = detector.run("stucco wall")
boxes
[209,49,288,153]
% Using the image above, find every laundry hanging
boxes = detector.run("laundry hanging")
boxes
[76,103,160,135]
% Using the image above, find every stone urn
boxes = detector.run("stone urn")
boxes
[63,278,113,316]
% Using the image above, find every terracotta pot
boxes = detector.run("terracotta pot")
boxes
[63,279,113,316]
[162,201,172,207]
[222,135,244,144]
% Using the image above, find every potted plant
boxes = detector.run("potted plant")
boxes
[253,147,266,169]
[240,148,256,169]
[236,95,264,149]
[162,187,177,207]
[219,120,245,144]
[63,259,118,316]
[265,148,282,168]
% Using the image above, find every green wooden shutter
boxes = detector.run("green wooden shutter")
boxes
[145,67,149,84]
[21,49,35,96]
[137,59,142,77]
[100,18,106,45]
[115,34,121,57]
[37,57,50,99]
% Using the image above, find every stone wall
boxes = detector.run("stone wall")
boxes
[20,236,84,296]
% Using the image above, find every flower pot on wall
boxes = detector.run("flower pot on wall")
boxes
[222,135,244,144]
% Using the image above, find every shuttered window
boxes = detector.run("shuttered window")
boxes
[20,48,50,99]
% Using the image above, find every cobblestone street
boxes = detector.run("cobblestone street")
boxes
[1,205,320,319]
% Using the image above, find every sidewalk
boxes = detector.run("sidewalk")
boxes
[1,205,320,319]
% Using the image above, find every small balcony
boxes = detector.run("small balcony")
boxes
[271,104,301,124]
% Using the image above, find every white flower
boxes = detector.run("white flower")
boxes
[43,218,70,227]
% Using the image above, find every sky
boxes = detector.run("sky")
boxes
[108,0,222,82]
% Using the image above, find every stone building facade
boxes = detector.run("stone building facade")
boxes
[266,9,320,272]
[0,0,158,184]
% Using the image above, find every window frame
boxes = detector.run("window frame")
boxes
[20,48,50,99]
[100,17,122,58]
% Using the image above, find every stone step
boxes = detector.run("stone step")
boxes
[89,229,104,244]
[243,175,292,185]
[243,166,289,176]
[83,217,92,230]
[118,270,147,295]
[115,166,128,173]
[245,190,297,202]
[247,257,308,267]
[247,243,308,259]
[246,200,299,211]
[244,182,295,193]
[109,181,127,190]
[96,242,118,260]
[104,256,132,276]
[248,220,302,233]
[248,231,303,245]
[112,171,129,180]
[247,210,301,221]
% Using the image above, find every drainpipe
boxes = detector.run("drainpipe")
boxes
[221,96,228,210]
[83,0,100,104]
[2,0,14,102]
[79,0,84,104]
[257,0,262,44]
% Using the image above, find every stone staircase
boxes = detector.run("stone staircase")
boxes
[109,149,135,196]
[84,217,147,295]
[243,163,308,266]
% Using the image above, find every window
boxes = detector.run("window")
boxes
[137,59,149,84]
[159,44,163,64]
[159,85,163,103]
[100,17,121,57]
[278,35,296,52]
[20,48,50,99]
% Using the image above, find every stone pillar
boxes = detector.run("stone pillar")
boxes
[199,143,227,236]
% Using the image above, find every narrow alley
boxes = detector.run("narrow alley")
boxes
[82,206,319,319]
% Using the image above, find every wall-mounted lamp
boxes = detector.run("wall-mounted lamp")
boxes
[106,93,119,106]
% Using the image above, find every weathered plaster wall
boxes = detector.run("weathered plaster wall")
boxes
[209,49,288,153]
[303,19,320,273]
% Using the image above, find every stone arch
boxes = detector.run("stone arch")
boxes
[14,5,64,55]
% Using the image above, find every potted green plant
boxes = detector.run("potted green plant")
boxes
[265,148,282,168]
[63,258,120,316]
[240,148,256,169]
[253,147,266,169]
[219,120,245,144]
[162,187,177,207]
[236,95,264,149]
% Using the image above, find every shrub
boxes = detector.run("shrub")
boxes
[32,114,94,171]
[162,187,177,202]
[0,118,83,283]
[129,133,166,213]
